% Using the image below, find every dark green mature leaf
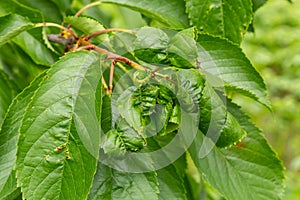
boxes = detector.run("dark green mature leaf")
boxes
[64,16,107,43]
[197,34,270,108]
[168,28,197,68]
[101,95,113,134]
[50,0,73,13]
[102,0,189,29]
[186,0,253,44]
[0,0,43,23]
[134,27,169,63]
[12,31,57,66]
[0,42,42,89]
[252,0,267,11]
[150,136,188,200]
[189,101,284,200]
[216,112,246,147]
[88,162,159,200]
[202,81,246,147]
[14,0,62,23]
[0,72,45,199]
[16,51,102,200]
[0,14,34,47]
[0,71,17,125]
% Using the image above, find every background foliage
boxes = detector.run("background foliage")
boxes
[241,0,300,199]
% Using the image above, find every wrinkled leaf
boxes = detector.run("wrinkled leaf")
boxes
[189,101,284,200]
[134,27,169,63]
[173,69,204,113]
[102,119,144,156]
[88,163,159,200]
[16,51,102,200]
[102,0,189,28]
[197,34,270,108]
[117,86,145,138]
[0,14,34,47]
[186,0,252,43]
[0,72,45,199]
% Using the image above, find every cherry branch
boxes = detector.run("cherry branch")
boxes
[76,44,171,80]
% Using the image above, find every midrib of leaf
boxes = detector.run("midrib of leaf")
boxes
[16,51,102,200]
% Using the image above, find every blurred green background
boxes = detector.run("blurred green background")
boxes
[240,0,300,199]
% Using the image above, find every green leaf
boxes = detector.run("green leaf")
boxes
[88,162,159,200]
[252,0,267,11]
[102,120,144,156]
[157,158,188,200]
[185,0,253,43]
[116,86,145,138]
[0,43,42,88]
[0,14,34,47]
[198,82,226,141]
[135,27,169,49]
[195,80,246,147]
[50,0,72,13]
[134,27,169,63]
[188,101,284,200]
[101,95,113,134]
[0,0,44,23]
[12,31,58,66]
[197,34,270,108]
[102,0,189,29]
[150,136,188,200]
[0,72,45,199]
[173,69,204,113]
[216,112,246,147]
[168,28,198,68]
[64,16,107,43]
[14,0,62,23]
[16,51,103,200]
[0,70,17,125]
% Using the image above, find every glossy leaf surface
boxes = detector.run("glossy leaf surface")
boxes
[102,0,189,28]
[189,101,284,200]
[0,14,34,47]
[0,72,45,199]
[186,0,252,43]
[197,34,270,108]
[16,51,102,200]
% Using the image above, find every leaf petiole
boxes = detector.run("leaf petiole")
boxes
[84,28,135,41]
[35,22,78,38]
